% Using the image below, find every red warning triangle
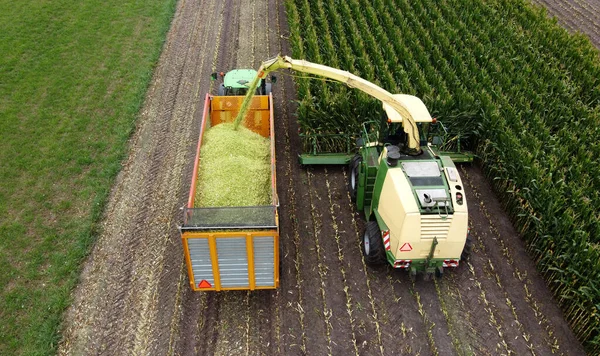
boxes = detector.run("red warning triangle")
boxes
[400,243,413,252]
[198,280,212,288]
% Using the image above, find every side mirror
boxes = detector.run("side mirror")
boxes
[210,72,217,81]
[271,75,277,84]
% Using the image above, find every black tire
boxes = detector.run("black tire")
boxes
[218,83,225,96]
[348,154,362,202]
[435,266,444,279]
[460,234,473,262]
[362,221,387,265]
[264,83,272,95]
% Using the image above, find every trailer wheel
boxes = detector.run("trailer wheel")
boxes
[362,221,387,265]
[349,154,362,202]
[460,235,473,262]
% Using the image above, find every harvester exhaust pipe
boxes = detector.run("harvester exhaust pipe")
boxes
[386,146,401,167]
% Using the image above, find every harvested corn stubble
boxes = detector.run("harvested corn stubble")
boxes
[195,123,271,207]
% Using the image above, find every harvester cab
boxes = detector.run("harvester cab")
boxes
[211,69,273,96]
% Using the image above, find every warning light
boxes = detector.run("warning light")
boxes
[198,280,212,288]
[432,117,437,124]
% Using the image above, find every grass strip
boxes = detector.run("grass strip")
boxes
[0,0,176,354]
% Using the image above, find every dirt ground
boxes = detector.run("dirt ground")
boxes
[58,0,591,355]
[531,0,600,48]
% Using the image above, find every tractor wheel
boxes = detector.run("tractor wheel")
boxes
[218,83,225,96]
[362,221,387,265]
[460,235,473,262]
[264,83,272,95]
[348,154,362,202]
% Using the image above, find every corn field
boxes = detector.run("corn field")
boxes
[285,0,600,353]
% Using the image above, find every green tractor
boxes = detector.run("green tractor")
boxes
[212,69,272,96]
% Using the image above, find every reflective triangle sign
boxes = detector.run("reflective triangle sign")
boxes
[400,243,413,252]
[198,280,212,288]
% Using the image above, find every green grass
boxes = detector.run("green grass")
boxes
[0,0,176,354]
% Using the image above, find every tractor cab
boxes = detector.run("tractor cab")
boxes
[212,69,272,96]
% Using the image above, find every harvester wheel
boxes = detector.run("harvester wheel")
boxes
[349,154,362,202]
[460,235,473,262]
[362,221,387,265]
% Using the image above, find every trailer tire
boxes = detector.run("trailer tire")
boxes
[349,154,362,202]
[362,221,387,265]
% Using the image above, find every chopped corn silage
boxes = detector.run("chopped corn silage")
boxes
[195,123,271,207]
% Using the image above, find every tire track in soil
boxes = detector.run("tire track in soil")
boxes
[58,0,219,353]
[307,167,359,356]
[271,0,307,353]
[387,279,432,356]
[327,167,388,356]
[305,167,337,355]
[170,0,227,354]
[130,0,226,353]
[281,166,327,355]
[438,271,486,355]
[411,281,455,356]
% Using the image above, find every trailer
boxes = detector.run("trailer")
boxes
[180,93,279,291]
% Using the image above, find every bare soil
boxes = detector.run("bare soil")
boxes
[59,0,589,355]
[531,0,600,48]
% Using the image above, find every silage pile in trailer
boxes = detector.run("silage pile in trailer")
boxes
[195,123,271,207]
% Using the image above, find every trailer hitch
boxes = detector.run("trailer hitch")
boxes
[423,237,439,281]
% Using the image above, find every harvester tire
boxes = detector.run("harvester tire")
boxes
[362,221,387,265]
[460,235,473,261]
[349,154,362,202]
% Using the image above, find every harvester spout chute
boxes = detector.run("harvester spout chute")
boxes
[255,55,422,154]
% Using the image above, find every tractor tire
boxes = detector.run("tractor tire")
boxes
[348,154,362,202]
[362,221,387,265]
[218,83,225,96]
[460,235,473,262]
[264,83,272,95]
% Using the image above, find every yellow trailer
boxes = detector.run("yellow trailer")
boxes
[180,93,279,291]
